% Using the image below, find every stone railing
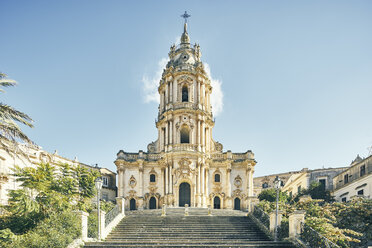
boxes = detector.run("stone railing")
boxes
[117,152,162,162]
[301,223,340,248]
[253,206,270,229]
[105,205,119,227]
[172,144,198,152]
[67,198,126,248]
[211,151,254,161]
[211,153,226,160]
[147,153,162,161]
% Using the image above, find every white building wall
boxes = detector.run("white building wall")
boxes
[333,174,372,202]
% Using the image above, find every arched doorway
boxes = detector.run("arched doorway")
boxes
[130,198,136,210]
[149,197,157,209]
[234,198,241,210]
[213,196,221,209]
[179,182,191,207]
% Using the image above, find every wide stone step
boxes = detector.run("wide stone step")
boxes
[84,210,295,248]
[84,240,294,247]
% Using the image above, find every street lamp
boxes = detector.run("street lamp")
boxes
[95,177,103,241]
[274,176,281,242]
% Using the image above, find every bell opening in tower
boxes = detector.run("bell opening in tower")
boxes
[182,85,189,102]
[180,126,190,143]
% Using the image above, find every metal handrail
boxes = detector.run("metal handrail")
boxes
[105,205,119,227]
[301,223,340,248]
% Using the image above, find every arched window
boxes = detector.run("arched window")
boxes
[214,174,221,183]
[180,126,190,144]
[150,174,156,182]
[182,85,188,102]
[262,182,268,188]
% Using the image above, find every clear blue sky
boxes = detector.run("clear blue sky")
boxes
[1,1,371,177]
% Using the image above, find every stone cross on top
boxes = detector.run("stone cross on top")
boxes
[181,11,191,23]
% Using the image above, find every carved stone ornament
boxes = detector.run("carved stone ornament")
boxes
[147,141,156,153]
[232,189,246,199]
[214,141,223,152]
[129,175,137,188]
[148,185,158,194]
[175,158,194,181]
[179,75,193,83]
[234,175,242,188]
[127,190,137,199]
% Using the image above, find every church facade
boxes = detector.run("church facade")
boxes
[115,21,256,211]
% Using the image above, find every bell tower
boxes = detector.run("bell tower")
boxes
[155,18,214,154]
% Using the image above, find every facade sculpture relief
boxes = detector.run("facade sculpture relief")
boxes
[115,22,257,210]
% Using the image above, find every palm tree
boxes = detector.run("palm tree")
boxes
[0,73,33,146]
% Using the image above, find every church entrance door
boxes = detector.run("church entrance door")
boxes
[130,198,136,210]
[234,198,241,210]
[149,197,156,209]
[213,196,221,209]
[179,182,191,207]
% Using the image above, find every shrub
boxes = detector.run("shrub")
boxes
[0,211,81,248]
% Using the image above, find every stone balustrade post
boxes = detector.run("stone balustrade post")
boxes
[116,197,125,216]
[75,211,89,242]
[185,204,189,216]
[289,210,305,238]
[162,204,166,217]
[248,197,258,213]
[269,211,283,232]
[99,210,106,240]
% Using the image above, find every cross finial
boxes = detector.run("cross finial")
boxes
[181,11,191,24]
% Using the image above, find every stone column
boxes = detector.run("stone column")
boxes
[197,163,201,207]
[205,168,209,204]
[117,170,122,197]
[197,81,200,104]
[201,122,205,152]
[173,80,177,103]
[202,83,205,108]
[165,166,169,195]
[201,165,205,206]
[170,81,173,103]
[161,168,165,195]
[139,165,143,200]
[197,120,201,151]
[170,164,173,195]
[227,168,231,197]
[248,169,254,197]
[289,210,305,238]
[165,82,168,105]
[170,120,173,145]
[123,169,126,197]
[165,125,168,150]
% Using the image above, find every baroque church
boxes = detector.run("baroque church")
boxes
[115,20,256,211]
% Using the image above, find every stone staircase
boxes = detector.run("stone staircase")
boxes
[84,208,295,248]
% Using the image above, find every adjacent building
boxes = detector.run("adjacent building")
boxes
[333,154,372,202]
[0,141,117,205]
[281,167,346,197]
[254,167,347,198]
[115,21,256,211]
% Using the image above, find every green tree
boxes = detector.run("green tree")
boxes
[258,188,289,202]
[296,181,334,202]
[0,73,33,147]
[3,163,99,234]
